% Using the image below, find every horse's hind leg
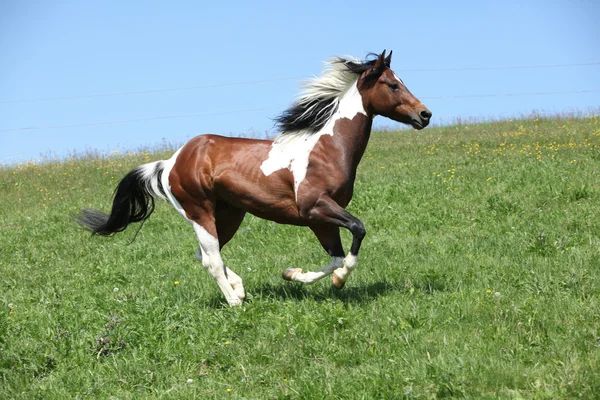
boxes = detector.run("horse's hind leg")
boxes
[191,216,242,307]
[218,202,246,300]
[282,225,344,284]
[195,202,246,301]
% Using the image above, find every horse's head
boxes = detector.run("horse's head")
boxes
[359,50,431,130]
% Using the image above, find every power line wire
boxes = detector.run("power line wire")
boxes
[0,88,598,133]
[0,106,276,133]
[0,77,303,104]
[399,61,600,73]
[1,62,599,104]
[422,89,600,100]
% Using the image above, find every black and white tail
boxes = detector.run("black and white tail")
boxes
[76,160,168,236]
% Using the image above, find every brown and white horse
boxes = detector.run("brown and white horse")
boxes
[78,50,431,306]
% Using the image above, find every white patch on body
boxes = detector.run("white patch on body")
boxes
[137,161,165,200]
[136,146,183,202]
[260,81,366,199]
[145,145,195,222]
[159,147,183,202]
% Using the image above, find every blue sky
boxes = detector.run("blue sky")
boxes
[1,0,599,163]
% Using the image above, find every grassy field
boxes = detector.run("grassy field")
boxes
[1,115,599,399]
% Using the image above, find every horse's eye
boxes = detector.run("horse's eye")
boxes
[388,83,399,92]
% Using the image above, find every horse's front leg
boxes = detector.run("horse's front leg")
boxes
[282,225,344,284]
[303,194,366,289]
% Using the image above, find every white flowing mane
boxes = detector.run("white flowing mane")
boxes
[274,56,365,141]
[297,56,363,109]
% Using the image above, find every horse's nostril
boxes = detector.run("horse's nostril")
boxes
[420,110,432,120]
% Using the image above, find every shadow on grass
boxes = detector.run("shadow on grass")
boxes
[200,273,451,307]
[199,281,398,307]
[247,280,398,305]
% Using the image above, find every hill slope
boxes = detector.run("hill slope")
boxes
[1,116,599,398]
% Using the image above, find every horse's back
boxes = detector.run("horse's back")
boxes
[169,134,301,223]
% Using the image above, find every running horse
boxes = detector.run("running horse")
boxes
[77,50,431,306]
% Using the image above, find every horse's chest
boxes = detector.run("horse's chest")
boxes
[260,132,333,198]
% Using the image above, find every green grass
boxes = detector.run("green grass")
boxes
[1,115,600,399]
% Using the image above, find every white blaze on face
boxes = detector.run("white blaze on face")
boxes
[393,73,405,87]
[260,81,366,200]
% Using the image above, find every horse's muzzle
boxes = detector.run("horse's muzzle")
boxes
[412,108,432,130]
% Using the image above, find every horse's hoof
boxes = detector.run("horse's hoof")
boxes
[282,267,302,281]
[235,289,246,302]
[228,298,242,307]
[331,273,345,289]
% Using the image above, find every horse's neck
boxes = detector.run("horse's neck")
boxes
[328,83,373,176]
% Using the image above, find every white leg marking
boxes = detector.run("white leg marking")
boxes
[225,267,245,301]
[195,248,245,301]
[192,222,241,307]
[332,254,358,286]
[284,257,343,284]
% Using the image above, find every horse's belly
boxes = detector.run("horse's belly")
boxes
[214,168,305,225]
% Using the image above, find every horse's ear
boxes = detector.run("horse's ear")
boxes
[373,50,387,72]
[385,50,392,67]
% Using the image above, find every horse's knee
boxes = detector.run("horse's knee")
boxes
[351,220,366,241]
